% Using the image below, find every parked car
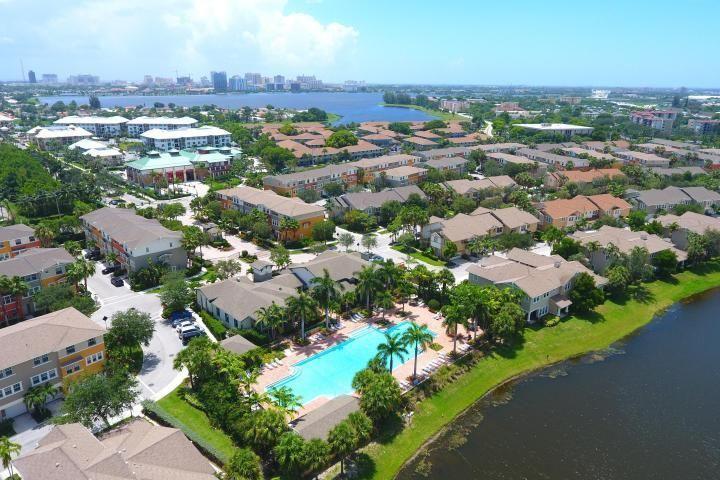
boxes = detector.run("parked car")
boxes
[175,320,196,332]
[85,250,101,260]
[110,276,124,287]
[181,329,206,346]
[170,310,193,323]
[101,265,118,275]
[178,324,201,339]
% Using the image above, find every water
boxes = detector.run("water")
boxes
[398,289,720,480]
[269,321,431,405]
[38,92,434,124]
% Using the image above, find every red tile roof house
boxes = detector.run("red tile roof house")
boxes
[545,168,625,189]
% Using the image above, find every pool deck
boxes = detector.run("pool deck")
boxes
[257,304,472,418]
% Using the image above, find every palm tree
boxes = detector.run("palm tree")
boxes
[285,291,317,341]
[467,236,485,257]
[394,279,415,312]
[361,234,378,253]
[328,421,358,477]
[338,232,355,251]
[254,302,285,340]
[340,290,356,316]
[23,383,58,418]
[310,268,343,329]
[442,304,468,354]
[0,436,20,477]
[68,258,96,291]
[63,240,82,257]
[9,276,29,322]
[376,260,401,290]
[269,386,303,417]
[172,336,216,390]
[0,276,12,326]
[34,224,55,247]
[375,332,409,372]
[354,265,381,312]
[375,290,395,319]
[304,438,331,480]
[435,268,455,300]
[279,217,300,244]
[105,251,118,265]
[402,322,434,380]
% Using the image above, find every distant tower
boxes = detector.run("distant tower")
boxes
[28,70,37,83]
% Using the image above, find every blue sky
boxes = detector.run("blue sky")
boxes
[1,0,718,87]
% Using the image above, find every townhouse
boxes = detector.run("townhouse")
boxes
[613,150,670,167]
[28,125,92,150]
[0,224,40,261]
[0,248,75,323]
[361,133,397,147]
[0,307,106,419]
[198,252,367,330]
[415,147,472,161]
[545,168,625,189]
[126,115,198,136]
[468,248,606,321]
[382,165,428,186]
[516,147,589,169]
[538,194,632,229]
[422,207,538,256]
[80,208,186,272]
[125,147,239,186]
[276,138,383,166]
[330,185,426,218]
[353,154,419,181]
[263,163,358,197]
[13,419,216,480]
[632,186,720,214]
[655,211,720,250]
[404,136,438,150]
[53,115,129,137]
[216,186,326,241]
[571,225,687,273]
[687,118,720,135]
[560,147,618,163]
[447,135,481,146]
[473,142,526,154]
[443,176,517,199]
[486,152,542,170]
[140,125,231,151]
[417,156,469,174]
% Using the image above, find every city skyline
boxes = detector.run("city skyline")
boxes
[1,0,719,88]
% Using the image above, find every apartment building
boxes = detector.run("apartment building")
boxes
[473,142,526,154]
[538,194,632,228]
[443,176,517,199]
[656,211,720,250]
[81,208,186,272]
[417,156,468,174]
[630,110,677,133]
[53,115,129,137]
[330,186,426,217]
[468,248,606,321]
[632,186,720,214]
[516,148,589,169]
[486,152,544,171]
[0,224,40,261]
[140,125,231,151]
[28,125,92,150]
[545,168,625,189]
[382,165,428,186]
[0,248,75,323]
[217,186,326,241]
[415,147,472,160]
[0,307,105,418]
[126,116,198,136]
[687,118,720,135]
[404,136,438,150]
[613,150,670,167]
[126,147,239,186]
[440,99,470,113]
[571,226,687,273]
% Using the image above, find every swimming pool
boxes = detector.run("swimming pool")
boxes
[268,321,431,405]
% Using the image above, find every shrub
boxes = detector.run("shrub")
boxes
[198,311,228,340]
[0,418,16,436]
[232,328,270,346]
[427,299,441,312]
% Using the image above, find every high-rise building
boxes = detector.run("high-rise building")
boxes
[244,72,263,86]
[228,75,246,91]
[211,71,227,92]
[273,75,285,85]
[200,76,210,87]
[296,75,322,89]
[176,76,193,86]
[67,74,100,85]
[143,75,154,85]
[41,73,58,84]
[27,70,37,83]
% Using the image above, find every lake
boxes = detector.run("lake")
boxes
[397,289,720,480]
[38,92,434,124]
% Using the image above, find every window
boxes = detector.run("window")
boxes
[33,354,49,366]
[2,295,12,305]
[55,266,63,275]
[14,239,21,245]
[0,367,13,379]
[86,352,104,365]
[31,369,57,386]
[87,337,97,347]
[65,363,81,375]
[29,236,35,242]
[0,382,22,399]
[65,345,76,355]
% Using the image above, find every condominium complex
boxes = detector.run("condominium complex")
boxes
[687,118,720,135]
[630,110,678,133]
[126,116,198,136]
[81,208,186,272]
[538,194,632,228]
[28,125,92,150]
[140,125,231,151]
[0,307,106,418]
[53,115,129,137]
[125,147,240,185]
[0,224,40,261]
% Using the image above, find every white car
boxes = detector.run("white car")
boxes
[178,324,200,338]
[175,320,196,333]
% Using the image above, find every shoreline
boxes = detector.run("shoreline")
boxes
[356,261,720,480]
[379,103,465,121]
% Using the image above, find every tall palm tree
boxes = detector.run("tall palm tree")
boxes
[9,276,29,322]
[375,290,395,319]
[394,279,415,312]
[375,332,409,372]
[467,236,485,257]
[310,268,343,329]
[63,240,82,257]
[34,224,55,247]
[68,258,96,291]
[361,234,378,253]
[354,265,382,311]
[23,383,58,418]
[254,302,285,340]
[0,276,12,326]
[285,292,317,341]
[0,436,21,478]
[269,386,303,418]
[279,217,300,244]
[435,269,455,300]
[376,260,401,290]
[442,304,468,354]
[105,251,118,265]
[402,322,434,380]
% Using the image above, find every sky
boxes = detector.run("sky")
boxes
[1,0,718,87]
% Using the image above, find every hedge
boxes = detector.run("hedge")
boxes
[197,310,228,340]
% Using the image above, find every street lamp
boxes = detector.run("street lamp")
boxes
[102,316,108,329]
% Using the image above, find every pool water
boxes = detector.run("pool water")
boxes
[269,321,430,404]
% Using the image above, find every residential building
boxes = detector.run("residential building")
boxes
[538,194,632,228]
[81,208,186,272]
[382,165,428,186]
[0,224,40,261]
[53,115,128,137]
[330,186,426,217]
[0,307,106,418]
[571,226,686,273]
[630,110,678,133]
[126,116,198,136]
[198,252,367,329]
[468,248,606,320]
[440,99,471,113]
[656,212,720,250]
[650,166,706,177]
[404,136,438,150]
[514,123,594,138]
[140,125,231,151]
[211,71,228,92]
[632,186,720,214]
[126,147,239,185]
[545,168,625,189]
[473,142,526,154]
[678,186,720,211]
[560,147,618,163]
[13,419,216,479]
[28,125,92,150]
[516,148,588,169]
[417,156,468,174]
[443,176,517,199]
[613,150,670,167]
[40,73,58,83]
[447,135,481,146]
[487,152,543,170]
[216,186,326,241]
[361,133,396,147]
[0,248,75,323]
[415,147,472,161]
[293,395,360,440]
[422,207,538,256]
[68,138,123,165]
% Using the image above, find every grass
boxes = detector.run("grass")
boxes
[155,386,236,462]
[391,245,446,267]
[326,112,342,124]
[380,103,466,122]
[355,261,720,480]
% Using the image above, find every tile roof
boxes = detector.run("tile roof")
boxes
[217,186,326,218]
[0,223,34,243]
[383,165,428,177]
[548,168,625,184]
[81,208,182,249]
[572,225,687,261]
[0,247,74,278]
[656,211,720,235]
[337,186,426,211]
[293,395,360,440]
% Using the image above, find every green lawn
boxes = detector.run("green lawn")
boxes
[355,261,720,479]
[380,104,466,122]
[155,387,236,462]
[391,245,446,267]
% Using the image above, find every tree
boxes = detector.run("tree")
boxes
[239,408,289,455]
[605,264,631,297]
[626,210,647,231]
[568,272,604,314]
[375,332,409,372]
[88,95,101,109]
[254,302,285,340]
[182,226,206,260]
[311,268,343,329]
[686,232,709,264]
[402,322,434,380]
[159,202,186,220]
[627,246,654,282]
[552,237,582,259]
[652,249,678,278]
[279,217,300,243]
[388,121,412,135]
[328,421,357,477]
[451,195,476,214]
[0,276,12,326]
[326,130,359,149]
[489,303,525,342]
[354,265,381,311]
[441,304,468,353]
[441,240,458,260]
[68,258,95,291]
[541,226,564,246]
[269,386,303,417]
[215,259,243,280]
[8,276,29,321]
[105,309,155,351]
[285,291,317,340]
[173,336,216,390]
[312,220,336,243]
[394,279,415,312]
[34,224,55,247]
[0,436,21,478]
[274,432,307,476]
[159,272,191,312]
[352,369,402,422]
[23,383,58,419]
[338,232,355,251]
[361,234,378,253]
[64,240,82,257]
[304,438,331,480]
[270,245,291,271]
[60,371,139,428]
[223,448,264,480]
